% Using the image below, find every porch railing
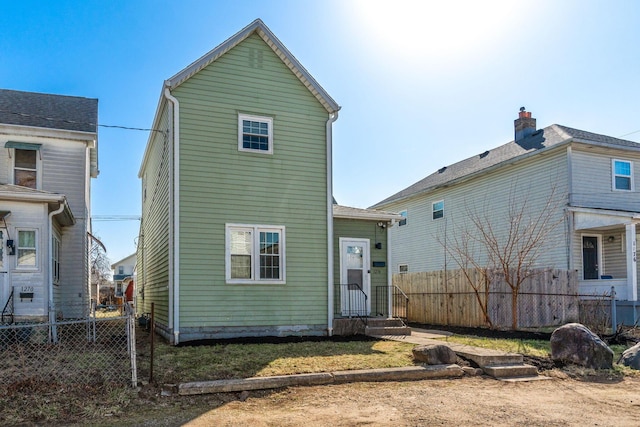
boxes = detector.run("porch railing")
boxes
[392,285,409,321]
[1,288,14,325]
[334,283,368,327]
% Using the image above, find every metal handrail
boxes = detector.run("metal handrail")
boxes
[392,285,409,321]
[1,289,14,324]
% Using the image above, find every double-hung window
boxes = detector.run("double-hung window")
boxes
[226,224,285,284]
[52,236,60,284]
[18,229,37,268]
[14,148,38,189]
[432,200,444,220]
[398,210,407,226]
[612,159,633,191]
[238,114,273,154]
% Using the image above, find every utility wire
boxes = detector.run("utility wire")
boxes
[93,215,141,222]
[0,108,165,134]
[618,129,640,138]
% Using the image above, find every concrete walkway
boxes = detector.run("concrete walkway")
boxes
[375,328,526,366]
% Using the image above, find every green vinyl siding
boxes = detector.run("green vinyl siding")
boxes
[137,103,171,325]
[333,218,389,316]
[173,34,329,329]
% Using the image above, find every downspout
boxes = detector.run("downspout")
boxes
[164,85,181,344]
[387,219,395,318]
[326,111,339,336]
[48,201,66,342]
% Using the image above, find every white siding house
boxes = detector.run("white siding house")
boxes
[372,109,640,324]
[0,89,98,323]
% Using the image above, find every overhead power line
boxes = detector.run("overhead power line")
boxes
[0,108,165,134]
[93,215,141,222]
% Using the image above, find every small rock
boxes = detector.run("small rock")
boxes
[462,366,482,376]
[239,390,250,402]
[550,323,613,369]
[620,342,640,370]
[412,344,457,365]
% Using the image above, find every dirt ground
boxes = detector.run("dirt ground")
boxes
[126,374,640,427]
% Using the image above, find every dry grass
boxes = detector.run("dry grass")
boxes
[137,333,417,384]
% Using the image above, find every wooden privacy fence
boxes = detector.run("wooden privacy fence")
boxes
[393,268,579,330]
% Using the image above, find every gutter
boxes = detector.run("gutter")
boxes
[326,111,339,337]
[48,201,67,342]
[164,85,181,345]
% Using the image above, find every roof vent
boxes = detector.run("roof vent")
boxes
[438,166,447,174]
[479,150,490,159]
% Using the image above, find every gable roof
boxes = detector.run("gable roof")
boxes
[0,89,98,134]
[372,124,640,208]
[165,19,340,114]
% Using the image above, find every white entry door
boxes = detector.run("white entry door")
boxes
[339,238,370,317]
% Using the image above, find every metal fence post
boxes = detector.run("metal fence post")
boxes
[611,286,617,334]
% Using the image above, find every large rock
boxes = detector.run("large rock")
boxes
[619,342,640,370]
[550,323,613,369]
[412,344,457,365]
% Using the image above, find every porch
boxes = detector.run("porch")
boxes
[572,207,639,302]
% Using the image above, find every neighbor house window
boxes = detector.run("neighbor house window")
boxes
[18,229,37,268]
[613,159,633,191]
[52,236,60,284]
[399,264,408,274]
[226,224,285,283]
[118,266,125,275]
[399,210,407,226]
[238,114,273,154]
[14,148,38,189]
[432,200,444,220]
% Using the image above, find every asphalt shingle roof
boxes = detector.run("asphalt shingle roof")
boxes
[0,89,98,133]
[372,124,640,208]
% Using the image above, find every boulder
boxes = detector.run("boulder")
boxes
[619,342,640,370]
[550,323,613,369]
[412,344,457,365]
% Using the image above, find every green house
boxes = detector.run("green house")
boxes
[137,19,403,344]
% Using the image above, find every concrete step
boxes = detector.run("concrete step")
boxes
[482,363,538,379]
[454,347,524,367]
[366,318,406,328]
[365,326,412,336]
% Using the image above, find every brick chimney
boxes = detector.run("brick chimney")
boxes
[514,107,536,141]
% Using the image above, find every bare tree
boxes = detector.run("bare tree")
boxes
[89,233,111,305]
[441,184,566,329]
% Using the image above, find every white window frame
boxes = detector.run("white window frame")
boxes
[225,224,286,284]
[612,159,634,191]
[17,228,38,270]
[12,148,41,189]
[238,113,273,154]
[432,200,444,220]
[398,210,407,226]
[52,235,60,284]
[398,264,408,274]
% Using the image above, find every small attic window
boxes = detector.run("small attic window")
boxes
[438,167,447,174]
[479,150,490,159]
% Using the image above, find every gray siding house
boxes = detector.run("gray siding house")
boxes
[0,89,98,323]
[373,109,640,323]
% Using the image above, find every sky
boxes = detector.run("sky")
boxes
[2,0,640,266]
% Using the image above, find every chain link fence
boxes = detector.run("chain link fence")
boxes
[0,303,136,395]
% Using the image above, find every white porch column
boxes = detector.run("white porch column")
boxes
[625,223,637,301]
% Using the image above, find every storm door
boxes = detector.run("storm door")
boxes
[582,236,600,280]
[339,238,370,317]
